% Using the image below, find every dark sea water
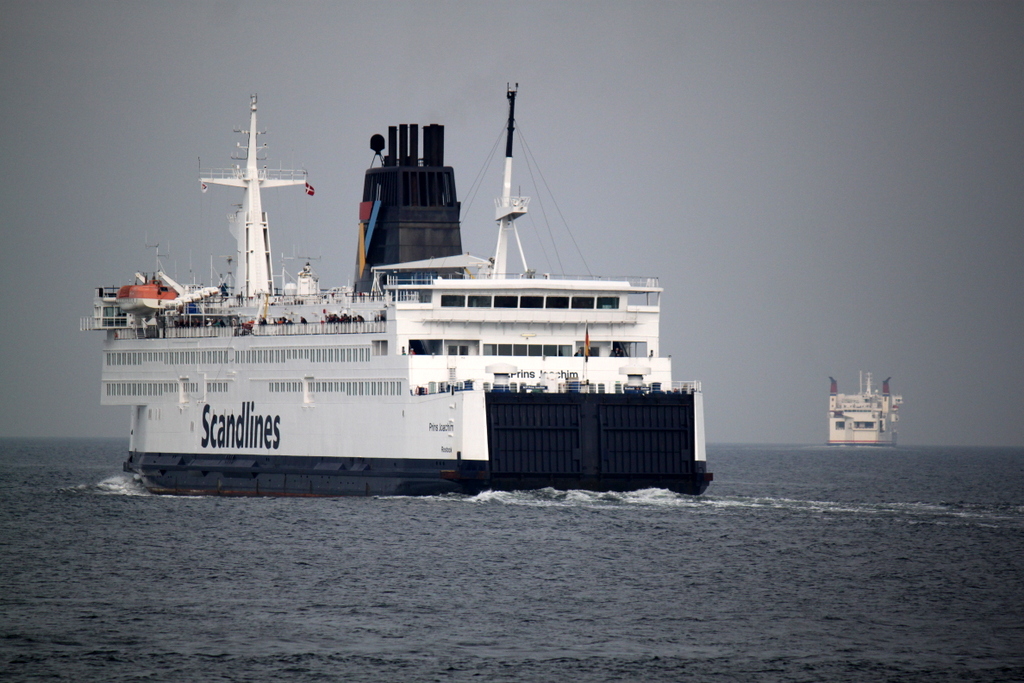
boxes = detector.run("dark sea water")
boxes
[2,439,1023,682]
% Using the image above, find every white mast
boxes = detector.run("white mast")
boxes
[200,95,308,298]
[490,84,530,279]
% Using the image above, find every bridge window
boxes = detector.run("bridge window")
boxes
[571,296,595,309]
[545,296,569,309]
[597,297,619,309]
[483,343,572,357]
[441,294,465,307]
[467,295,492,307]
[494,295,518,308]
[520,296,543,308]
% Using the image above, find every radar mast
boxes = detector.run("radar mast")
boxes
[200,95,310,298]
[489,84,530,278]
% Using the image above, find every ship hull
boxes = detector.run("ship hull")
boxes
[125,452,472,496]
[125,455,711,498]
[124,391,711,497]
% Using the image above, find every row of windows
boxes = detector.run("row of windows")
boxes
[236,347,370,364]
[109,379,398,398]
[105,347,370,367]
[440,295,619,310]
[106,382,198,397]
[106,350,231,366]
[313,380,401,396]
[269,380,402,396]
[835,421,877,430]
[107,352,142,366]
[483,344,575,357]
[173,350,229,365]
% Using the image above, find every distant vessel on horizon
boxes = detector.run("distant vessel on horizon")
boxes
[827,372,902,446]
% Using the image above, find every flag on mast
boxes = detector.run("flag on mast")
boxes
[584,324,590,362]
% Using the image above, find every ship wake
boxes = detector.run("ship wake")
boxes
[60,475,151,496]
[432,488,1023,527]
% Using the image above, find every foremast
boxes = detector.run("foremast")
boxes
[200,95,310,298]
[489,84,530,279]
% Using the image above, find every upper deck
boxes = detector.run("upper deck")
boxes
[85,269,662,334]
[85,92,671,369]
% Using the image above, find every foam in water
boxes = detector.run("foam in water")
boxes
[442,488,1024,528]
[461,487,695,509]
[91,474,150,496]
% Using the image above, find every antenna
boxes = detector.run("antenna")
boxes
[281,249,322,265]
[216,254,235,291]
[145,236,169,273]
[505,83,518,158]
[280,250,322,287]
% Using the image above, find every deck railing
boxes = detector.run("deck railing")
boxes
[81,316,129,331]
[409,379,701,397]
[384,273,659,288]
[101,321,386,340]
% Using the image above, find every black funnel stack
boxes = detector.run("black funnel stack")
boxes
[354,123,461,292]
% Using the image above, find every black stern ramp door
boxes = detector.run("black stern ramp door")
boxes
[484,392,711,495]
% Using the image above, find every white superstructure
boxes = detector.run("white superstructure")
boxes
[827,373,903,446]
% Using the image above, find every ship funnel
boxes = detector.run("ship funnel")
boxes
[354,120,461,292]
[379,124,446,167]
[882,377,891,396]
[829,377,837,395]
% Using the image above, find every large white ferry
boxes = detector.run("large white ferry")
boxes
[83,89,711,496]
[827,373,902,446]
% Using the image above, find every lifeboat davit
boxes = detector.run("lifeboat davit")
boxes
[116,279,179,315]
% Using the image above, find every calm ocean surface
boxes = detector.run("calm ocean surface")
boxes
[2,439,1022,682]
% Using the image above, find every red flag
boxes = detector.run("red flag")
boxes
[305,182,315,196]
[584,324,590,361]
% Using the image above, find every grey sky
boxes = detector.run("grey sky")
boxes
[1,1,1021,446]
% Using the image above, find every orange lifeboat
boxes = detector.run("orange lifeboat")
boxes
[115,279,179,315]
